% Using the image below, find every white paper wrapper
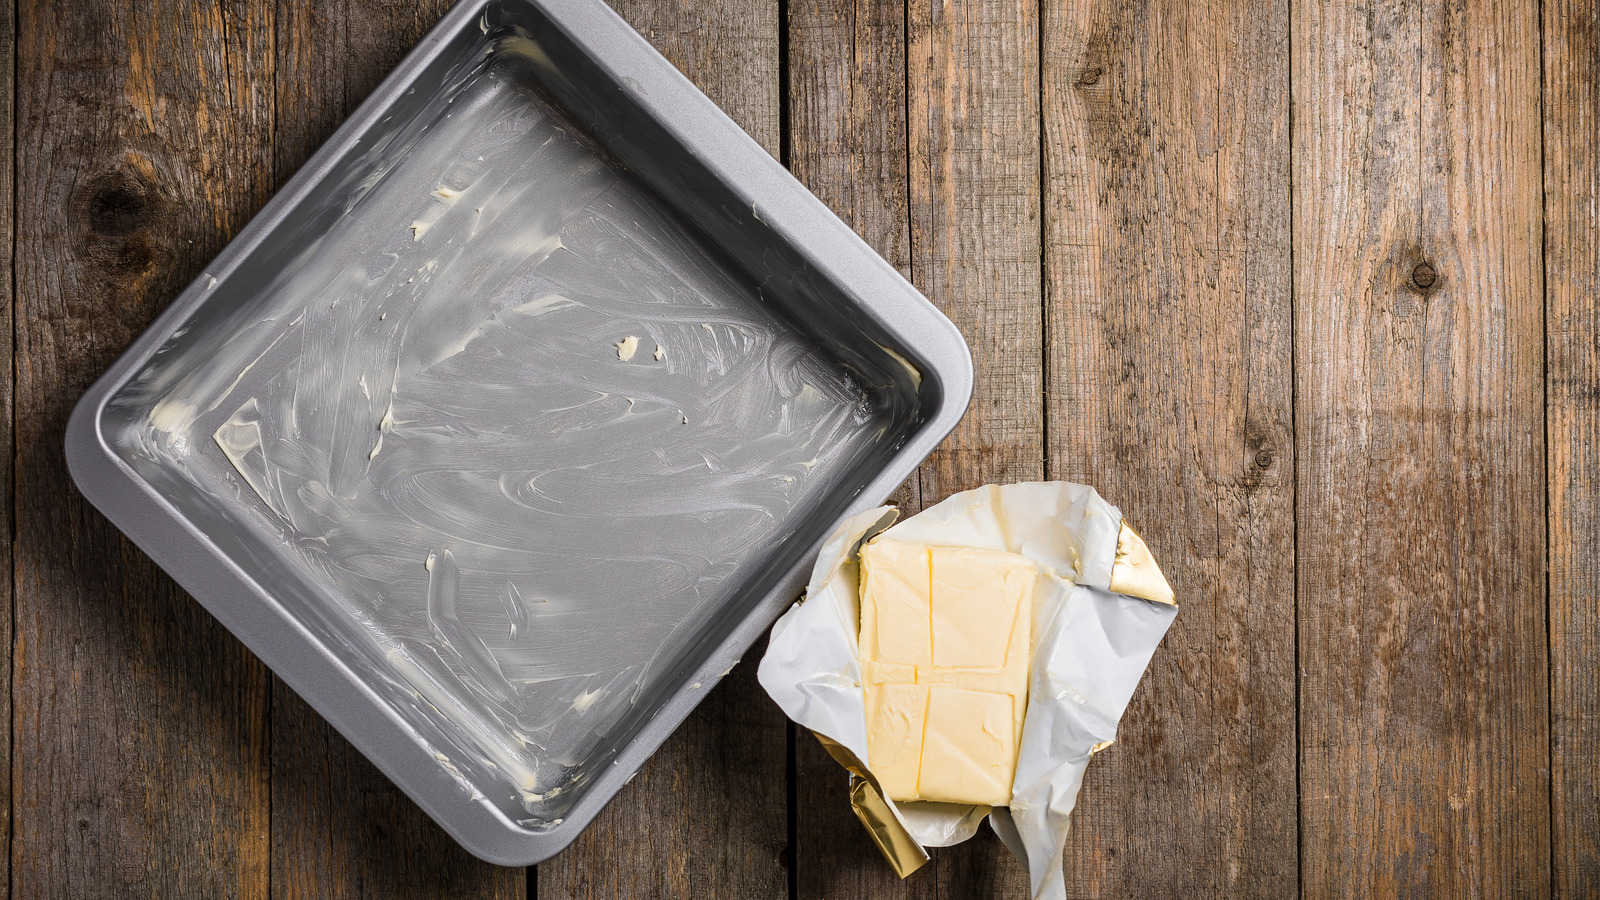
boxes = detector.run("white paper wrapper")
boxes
[758,483,1178,899]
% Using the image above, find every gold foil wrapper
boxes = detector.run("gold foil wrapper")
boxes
[813,733,929,878]
[1109,523,1176,606]
[816,519,1169,878]
[763,489,1179,895]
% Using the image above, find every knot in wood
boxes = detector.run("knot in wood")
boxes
[71,163,171,278]
[1411,261,1438,290]
[1079,67,1103,86]
[82,176,152,238]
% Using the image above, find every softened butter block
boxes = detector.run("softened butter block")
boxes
[917,687,1016,805]
[858,537,932,665]
[930,547,1037,670]
[859,539,1035,807]
[864,682,928,800]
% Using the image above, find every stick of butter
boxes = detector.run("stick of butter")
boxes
[858,539,1037,807]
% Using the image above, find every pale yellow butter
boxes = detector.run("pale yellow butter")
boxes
[858,540,1036,807]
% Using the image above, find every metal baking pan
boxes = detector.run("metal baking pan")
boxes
[64,0,970,866]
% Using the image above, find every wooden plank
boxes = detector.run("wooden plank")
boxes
[266,3,526,898]
[1544,0,1600,895]
[786,1,919,896]
[1293,0,1549,895]
[1041,0,1297,895]
[788,0,1040,894]
[12,1,276,896]
[903,0,1041,888]
[909,0,1043,502]
[537,2,789,898]
[788,0,913,287]
[0,0,14,890]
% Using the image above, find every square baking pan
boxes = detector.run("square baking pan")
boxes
[64,0,970,866]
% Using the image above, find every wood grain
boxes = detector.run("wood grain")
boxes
[1293,0,1549,895]
[788,0,913,288]
[1543,0,1600,895]
[1041,0,1297,895]
[782,0,1046,895]
[266,3,525,898]
[786,1,920,896]
[12,1,275,896]
[0,0,15,891]
[8,1,1595,897]
[537,2,789,898]
[905,0,1042,888]
[910,0,1043,504]
[788,0,1042,894]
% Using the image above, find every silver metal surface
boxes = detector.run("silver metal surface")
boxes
[65,0,971,866]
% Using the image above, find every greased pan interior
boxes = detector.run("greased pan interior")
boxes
[66,0,971,865]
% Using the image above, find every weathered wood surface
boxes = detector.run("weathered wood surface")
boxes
[7,0,1598,897]
[13,1,276,897]
[0,0,13,893]
[786,2,921,898]
[1042,0,1297,896]
[1293,0,1550,896]
[1544,1,1600,896]
[908,0,1043,504]
[538,3,791,899]
[788,0,1040,895]
[899,0,1044,892]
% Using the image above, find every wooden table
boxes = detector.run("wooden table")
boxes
[7,0,1596,896]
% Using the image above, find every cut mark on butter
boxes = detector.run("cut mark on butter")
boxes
[858,540,1035,807]
[614,335,639,361]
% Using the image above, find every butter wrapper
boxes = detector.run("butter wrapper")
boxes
[757,483,1177,900]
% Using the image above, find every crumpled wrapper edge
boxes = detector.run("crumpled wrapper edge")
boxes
[758,483,1178,899]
